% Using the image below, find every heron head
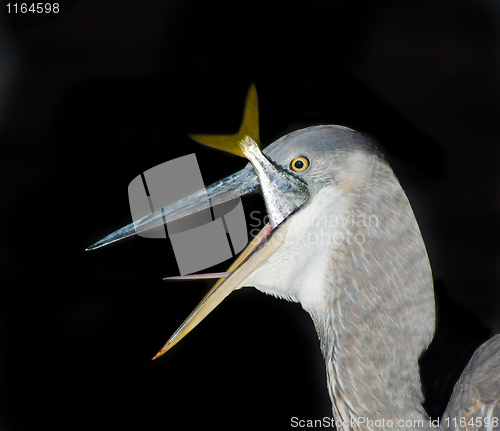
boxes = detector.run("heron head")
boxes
[147,124,391,359]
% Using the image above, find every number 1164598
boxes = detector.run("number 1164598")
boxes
[6,3,60,13]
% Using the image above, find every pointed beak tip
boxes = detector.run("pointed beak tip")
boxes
[151,347,167,361]
[85,243,97,252]
[86,240,104,252]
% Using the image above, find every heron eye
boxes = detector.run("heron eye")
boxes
[290,156,310,173]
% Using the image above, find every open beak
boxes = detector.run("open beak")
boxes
[86,85,310,359]
[87,137,309,359]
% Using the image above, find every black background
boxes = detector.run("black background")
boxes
[0,0,499,429]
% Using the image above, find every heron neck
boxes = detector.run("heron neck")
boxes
[308,176,435,431]
[312,311,431,431]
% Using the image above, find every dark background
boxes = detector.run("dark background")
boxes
[0,0,498,429]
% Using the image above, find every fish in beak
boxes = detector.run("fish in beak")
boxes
[86,85,310,359]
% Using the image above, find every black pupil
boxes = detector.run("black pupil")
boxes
[294,160,304,169]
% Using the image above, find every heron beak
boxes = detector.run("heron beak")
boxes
[87,83,311,359]
[151,137,310,359]
[85,166,259,251]
[86,137,309,358]
[152,221,285,358]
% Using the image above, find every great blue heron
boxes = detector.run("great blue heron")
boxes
[87,86,500,430]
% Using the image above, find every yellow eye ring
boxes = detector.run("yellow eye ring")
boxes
[290,156,310,173]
